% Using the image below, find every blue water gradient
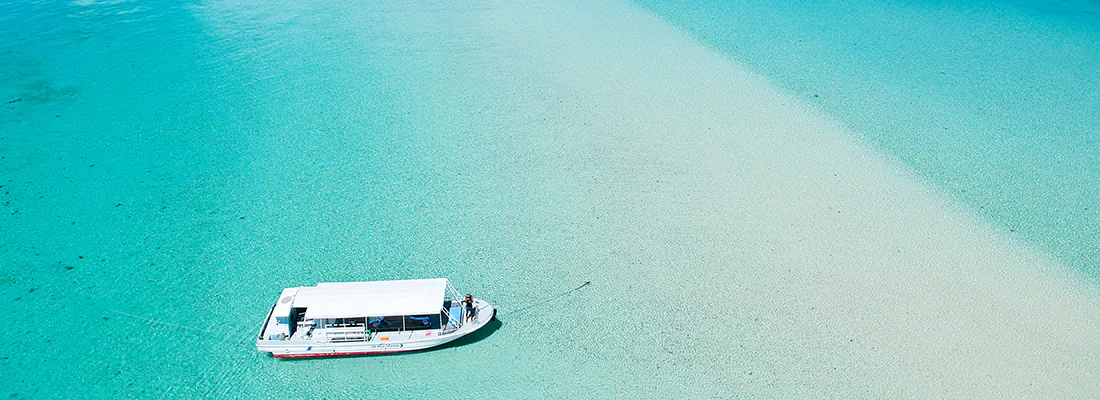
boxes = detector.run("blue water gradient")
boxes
[2,0,1099,397]
[634,0,1100,278]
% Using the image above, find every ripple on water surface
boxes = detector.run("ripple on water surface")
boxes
[2,0,1099,398]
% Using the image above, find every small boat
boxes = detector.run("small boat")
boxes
[256,278,495,358]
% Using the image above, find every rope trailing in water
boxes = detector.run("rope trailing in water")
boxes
[504,281,591,316]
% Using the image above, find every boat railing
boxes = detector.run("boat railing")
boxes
[257,303,277,340]
[323,327,370,342]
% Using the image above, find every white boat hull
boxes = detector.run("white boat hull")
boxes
[257,300,495,358]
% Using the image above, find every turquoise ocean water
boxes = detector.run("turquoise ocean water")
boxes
[1,0,1097,398]
[636,0,1100,278]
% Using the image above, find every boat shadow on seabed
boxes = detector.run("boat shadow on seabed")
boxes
[433,317,502,351]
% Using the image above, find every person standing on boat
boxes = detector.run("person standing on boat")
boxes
[463,294,477,323]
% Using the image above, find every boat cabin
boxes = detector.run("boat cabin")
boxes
[260,278,469,343]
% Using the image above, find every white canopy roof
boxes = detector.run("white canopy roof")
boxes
[272,287,300,318]
[292,278,449,319]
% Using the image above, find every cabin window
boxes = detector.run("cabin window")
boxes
[276,317,289,325]
[368,316,405,332]
[404,314,441,330]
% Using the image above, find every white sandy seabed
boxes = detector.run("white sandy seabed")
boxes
[456,0,1100,397]
[5,0,1098,397]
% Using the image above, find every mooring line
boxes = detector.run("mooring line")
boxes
[504,280,592,316]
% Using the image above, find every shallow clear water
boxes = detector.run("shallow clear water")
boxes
[636,0,1100,279]
[2,0,1098,398]
[1,0,732,397]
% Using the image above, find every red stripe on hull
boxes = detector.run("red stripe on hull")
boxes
[273,349,413,359]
